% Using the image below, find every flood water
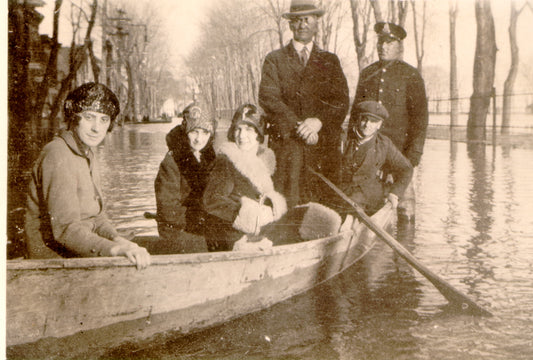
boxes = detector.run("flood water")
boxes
[96,120,533,359]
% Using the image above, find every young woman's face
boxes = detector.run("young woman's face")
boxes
[234,123,259,152]
[187,128,211,152]
[76,110,111,147]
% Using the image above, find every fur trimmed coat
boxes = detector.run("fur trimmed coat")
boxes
[24,130,120,258]
[154,125,215,247]
[202,142,287,250]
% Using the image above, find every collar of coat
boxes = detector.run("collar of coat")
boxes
[59,130,93,159]
[219,142,276,194]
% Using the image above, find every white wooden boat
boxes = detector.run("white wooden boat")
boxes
[6,205,393,358]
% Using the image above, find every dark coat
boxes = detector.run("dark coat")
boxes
[25,130,120,258]
[259,42,350,207]
[338,133,413,214]
[202,143,285,251]
[154,125,215,248]
[351,60,428,166]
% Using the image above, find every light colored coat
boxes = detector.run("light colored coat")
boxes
[25,130,119,258]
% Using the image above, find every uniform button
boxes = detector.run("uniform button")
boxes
[383,68,387,72]
[378,100,382,104]
[379,88,383,92]
[91,249,96,253]
[380,78,384,82]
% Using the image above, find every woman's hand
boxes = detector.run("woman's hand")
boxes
[111,238,151,270]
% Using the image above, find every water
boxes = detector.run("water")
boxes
[96,120,533,359]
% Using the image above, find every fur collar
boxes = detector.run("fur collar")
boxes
[219,142,276,194]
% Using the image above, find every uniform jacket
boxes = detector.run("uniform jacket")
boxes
[259,42,349,206]
[155,125,215,240]
[25,130,119,258]
[351,60,428,166]
[339,133,413,213]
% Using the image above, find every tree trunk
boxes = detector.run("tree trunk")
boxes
[47,0,99,138]
[501,1,522,135]
[410,0,427,73]
[449,0,459,132]
[467,0,497,141]
[350,0,373,70]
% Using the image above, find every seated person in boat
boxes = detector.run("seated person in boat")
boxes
[337,101,413,215]
[24,83,150,269]
[202,104,288,251]
[154,101,217,253]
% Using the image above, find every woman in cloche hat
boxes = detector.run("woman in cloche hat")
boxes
[154,101,217,253]
[202,104,287,251]
[24,83,150,269]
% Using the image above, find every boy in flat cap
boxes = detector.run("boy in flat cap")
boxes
[350,22,428,222]
[338,101,413,215]
[259,0,349,209]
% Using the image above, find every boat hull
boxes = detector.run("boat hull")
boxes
[6,206,393,357]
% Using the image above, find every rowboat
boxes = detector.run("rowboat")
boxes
[6,204,394,358]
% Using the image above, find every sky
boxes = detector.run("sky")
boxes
[37,0,533,98]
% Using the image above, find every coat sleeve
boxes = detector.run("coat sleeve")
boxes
[384,138,413,197]
[404,70,428,166]
[258,53,301,139]
[40,147,117,257]
[202,156,241,223]
[348,68,369,140]
[154,153,187,234]
[320,54,350,130]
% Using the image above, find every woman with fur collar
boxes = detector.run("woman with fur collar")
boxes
[202,104,287,251]
[154,102,217,253]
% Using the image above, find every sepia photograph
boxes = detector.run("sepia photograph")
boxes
[5,0,533,358]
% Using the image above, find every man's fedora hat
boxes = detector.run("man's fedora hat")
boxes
[374,22,407,41]
[282,0,325,19]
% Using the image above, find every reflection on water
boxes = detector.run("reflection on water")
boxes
[98,123,533,360]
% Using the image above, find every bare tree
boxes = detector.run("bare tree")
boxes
[349,0,374,71]
[409,0,427,72]
[370,0,408,27]
[186,0,276,114]
[449,0,459,131]
[316,0,345,52]
[257,0,287,50]
[467,0,497,141]
[501,0,533,134]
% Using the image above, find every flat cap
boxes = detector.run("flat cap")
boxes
[355,101,389,121]
[374,22,407,41]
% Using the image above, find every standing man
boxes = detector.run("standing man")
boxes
[350,22,428,222]
[259,0,349,209]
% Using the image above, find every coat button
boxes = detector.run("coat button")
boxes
[91,249,96,253]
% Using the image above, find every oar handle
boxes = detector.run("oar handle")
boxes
[308,167,492,317]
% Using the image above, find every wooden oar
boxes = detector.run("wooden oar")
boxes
[309,167,493,317]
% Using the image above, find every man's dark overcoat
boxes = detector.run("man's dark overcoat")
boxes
[259,42,349,207]
[351,60,428,167]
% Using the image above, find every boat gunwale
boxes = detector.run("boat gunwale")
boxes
[6,229,356,270]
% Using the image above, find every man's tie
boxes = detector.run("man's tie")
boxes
[300,47,308,66]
